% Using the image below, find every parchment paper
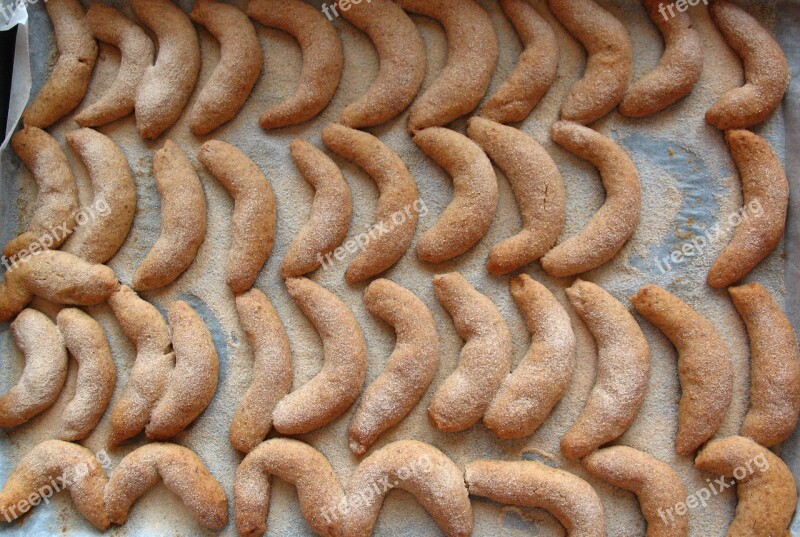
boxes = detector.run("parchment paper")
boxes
[0,0,798,535]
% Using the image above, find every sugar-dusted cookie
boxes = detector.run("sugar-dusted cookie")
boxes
[631,284,733,456]
[105,443,227,530]
[348,279,440,455]
[428,272,512,433]
[247,0,344,130]
[22,0,97,128]
[561,280,650,460]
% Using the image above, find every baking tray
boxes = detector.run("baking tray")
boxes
[0,0,798,535]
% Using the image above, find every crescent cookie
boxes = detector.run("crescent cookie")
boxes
[56,308,116,441]
[321,123,419,283]
[465,459,606,537]
[541,121,641,277]
[395,0,498,132]
[413,127,498,264]
[706,0,789,130]
[337,0,426,128]
[348,279,440,455]
[584,446,689,537]
[480,0,558,124]
[107,285,173,447]
[561,280,650,460]
[707,129,788,288]
[0,440,109,530]
[484,274,576,439]
[198,140,277,293]
[631,284,733,456]
[619,0,703,117]
[695,435,796,537]
[272,277,368,435]
[75,4,154,127]
[547,0,631,124]
[246,0,344,130]
[0,308,68,428]
[105,443,228,530]
[467,117,565,275]
[22,0,97,128]
[280,139,352,279]
[132,0,201,139]
[145,301,219,440]
[0,250,118,323]
[729,282,800,447]
[189,0,263,135]
[5,127,79,260]
[132,140,207,291]
[230,289,293,453]
[63,128,137,264]
[428,272,513,433]
[234,438,344,537]
[343,440,473,537]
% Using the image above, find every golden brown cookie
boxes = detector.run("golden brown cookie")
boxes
[146,301,219,440]
[0,250,118,323]
[132,0,201,139]
[0,308,67,428]
[413,127,497,264]
[75,4,154,127]
[0,440,109,530]
[4,127,79,260]
[480,0,558,124]
[105,443,228,530]
[561,280,650,460]
[189,0,263,135]
[619,0,703,117]
[465,459,605,537]
[198,140,277,293]
[63,128,137,264]
[547,0,631,124]
[280,139,352,279]
[22,0,97,128]
[272,277,367,435]
[631,284,733,456]
[247,0,344,130]
[132,140,207,291]
[337,0,426,128]
[706,0,789,129]
[541,121,641,277]
[428,272,512,433]
[467,117,565,275]
[707,129,788,288]
[343,440,472,537]
[584,446,688,537]
[234,438,343,537]
[484,274,576,439]
[230,289,293,453]
[321,123,419,283]
[695,435,796,537]
[107,285,173,447]
[395,0,498,132]
[56,308,116,441]
[729,282,800,447]
[348,279,440,455]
